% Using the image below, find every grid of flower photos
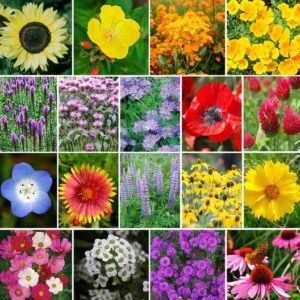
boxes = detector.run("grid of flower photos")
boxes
[0,0,299,299]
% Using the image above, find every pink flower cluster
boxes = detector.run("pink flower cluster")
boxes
[0,230,71,300]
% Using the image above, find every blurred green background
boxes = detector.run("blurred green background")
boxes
[59,153,119,228]
[0,154,57,228]
[0,0,72,75]
[74,0,149,75]
[244,153,300,228]
[228,230,300,299]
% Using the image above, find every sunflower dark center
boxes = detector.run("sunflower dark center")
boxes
[19,22,51,54]
[250,265,273,284]
[0,15,9,28]
[203,106,223,125]
[280,230,296,240]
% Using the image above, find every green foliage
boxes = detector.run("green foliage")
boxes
[228,230,300,299]
[244,77,300,151]
[0,0,72,75]
[0,154,57,227]
[74,0,149,75]
[59,153,119,228]
[244,153,300,227]
[121,153,180,228]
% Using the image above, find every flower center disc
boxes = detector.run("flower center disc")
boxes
[26,275,32,281]
[264,184,280,200]
[0,15,9,28]
[80,187,94,202]
[15,289,22,296]
[280,230,296,240]
[19,22,51,54]
[250,265,273,284]
[203,106,223,125]
[38,291,44,297]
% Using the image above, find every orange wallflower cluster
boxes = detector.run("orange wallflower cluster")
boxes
[151,0,225,75]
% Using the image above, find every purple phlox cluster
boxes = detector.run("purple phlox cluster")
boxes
[168,159,180,209]
[121,77,151,100]
[0,77,56,151]
[154,165,164,195]
[59,77,119,151]
[121,127,137,150]
[151,231,225,300]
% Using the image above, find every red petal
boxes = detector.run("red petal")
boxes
[208,124,234,142]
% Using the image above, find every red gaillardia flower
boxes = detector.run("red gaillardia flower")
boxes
[11,236,32,252]
[289,77,300,89]
[283,106,300,135]
[276,79,290,100]
[244,132,255,149]
[258,98,279,136]
[184,82,241,142]
[59,164,116,224]
[247,77,261,93]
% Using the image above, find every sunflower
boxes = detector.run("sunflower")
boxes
[0,4,14,58]
[245,160,300,221]
[0,3,68,72]
[59,164,116,224]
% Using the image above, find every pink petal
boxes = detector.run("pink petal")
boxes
[248,283,259,298]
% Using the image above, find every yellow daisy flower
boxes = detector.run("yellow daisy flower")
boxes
[87,5,140,59]
[0,3,68,72]
[245,160,300,221]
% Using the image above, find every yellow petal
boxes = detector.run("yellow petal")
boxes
[87,18,103,46]
[115,19,140,46]
[99,5,125,30]
[101,40,129,59]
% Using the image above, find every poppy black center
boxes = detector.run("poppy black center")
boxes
[0,15,9,27]
[203,106,223,125]
[19,22,51,54]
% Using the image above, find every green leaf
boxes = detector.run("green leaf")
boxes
[106,0,133,14]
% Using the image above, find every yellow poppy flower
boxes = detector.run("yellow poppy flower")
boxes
[253,61,267,74]
[278,58,298,75]
[240,0,257,21]
[250,20,269,38]
[87,5,140,59]
[227,0,240,15]
[269,24,283,43]
[245,160,300,221]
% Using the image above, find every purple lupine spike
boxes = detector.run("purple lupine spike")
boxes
[30,86,35,108]
[49,92,54,105]
[2,115,8,132]
[43,84,48,96]
[11,132,17,150]
[43,105,50,117]
[144,160,150,187]
[140,176,150,218]
[154,165,164,195]
[8,89,13,98]
[18,104,23,112]
[120,182,128,205]
[23,106,28,119]
[168,159,180,209]
[19,113,24,124]
[20,134,25,151]
[4,105,10,113]
[125,172,133,199]
[29,77,35,86]
[135,173,142,199]
[37,120,44,139]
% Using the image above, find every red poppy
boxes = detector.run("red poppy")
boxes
[58,274,68,288]
[38,264,53,281]
[232,128,242,151]
[184,82,241,142]
[182,77,196,115]
[11,236,32,252]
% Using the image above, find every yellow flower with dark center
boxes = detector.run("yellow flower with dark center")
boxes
[245,160,300,221]
[182,204,198,226]
[0,4,14,58]
[87,5,140,59]
[1,3,68,72]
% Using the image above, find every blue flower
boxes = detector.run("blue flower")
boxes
[1,162,53,218]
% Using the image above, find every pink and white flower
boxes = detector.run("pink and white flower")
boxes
[18,267,39,288]
[51,238,72,256]
[229,265,294,299]
[49,256,65,273]
[10,253,32,272]
[32,232,52,249]
[46,277,63,294]
[33,249,49,265]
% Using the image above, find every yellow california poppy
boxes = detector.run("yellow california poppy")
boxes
[245,160,300,221]
[0,3,68,72]
[87,5,140,59]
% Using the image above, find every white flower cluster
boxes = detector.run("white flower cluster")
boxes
[84,234,145,287]
[89,288,118,300]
